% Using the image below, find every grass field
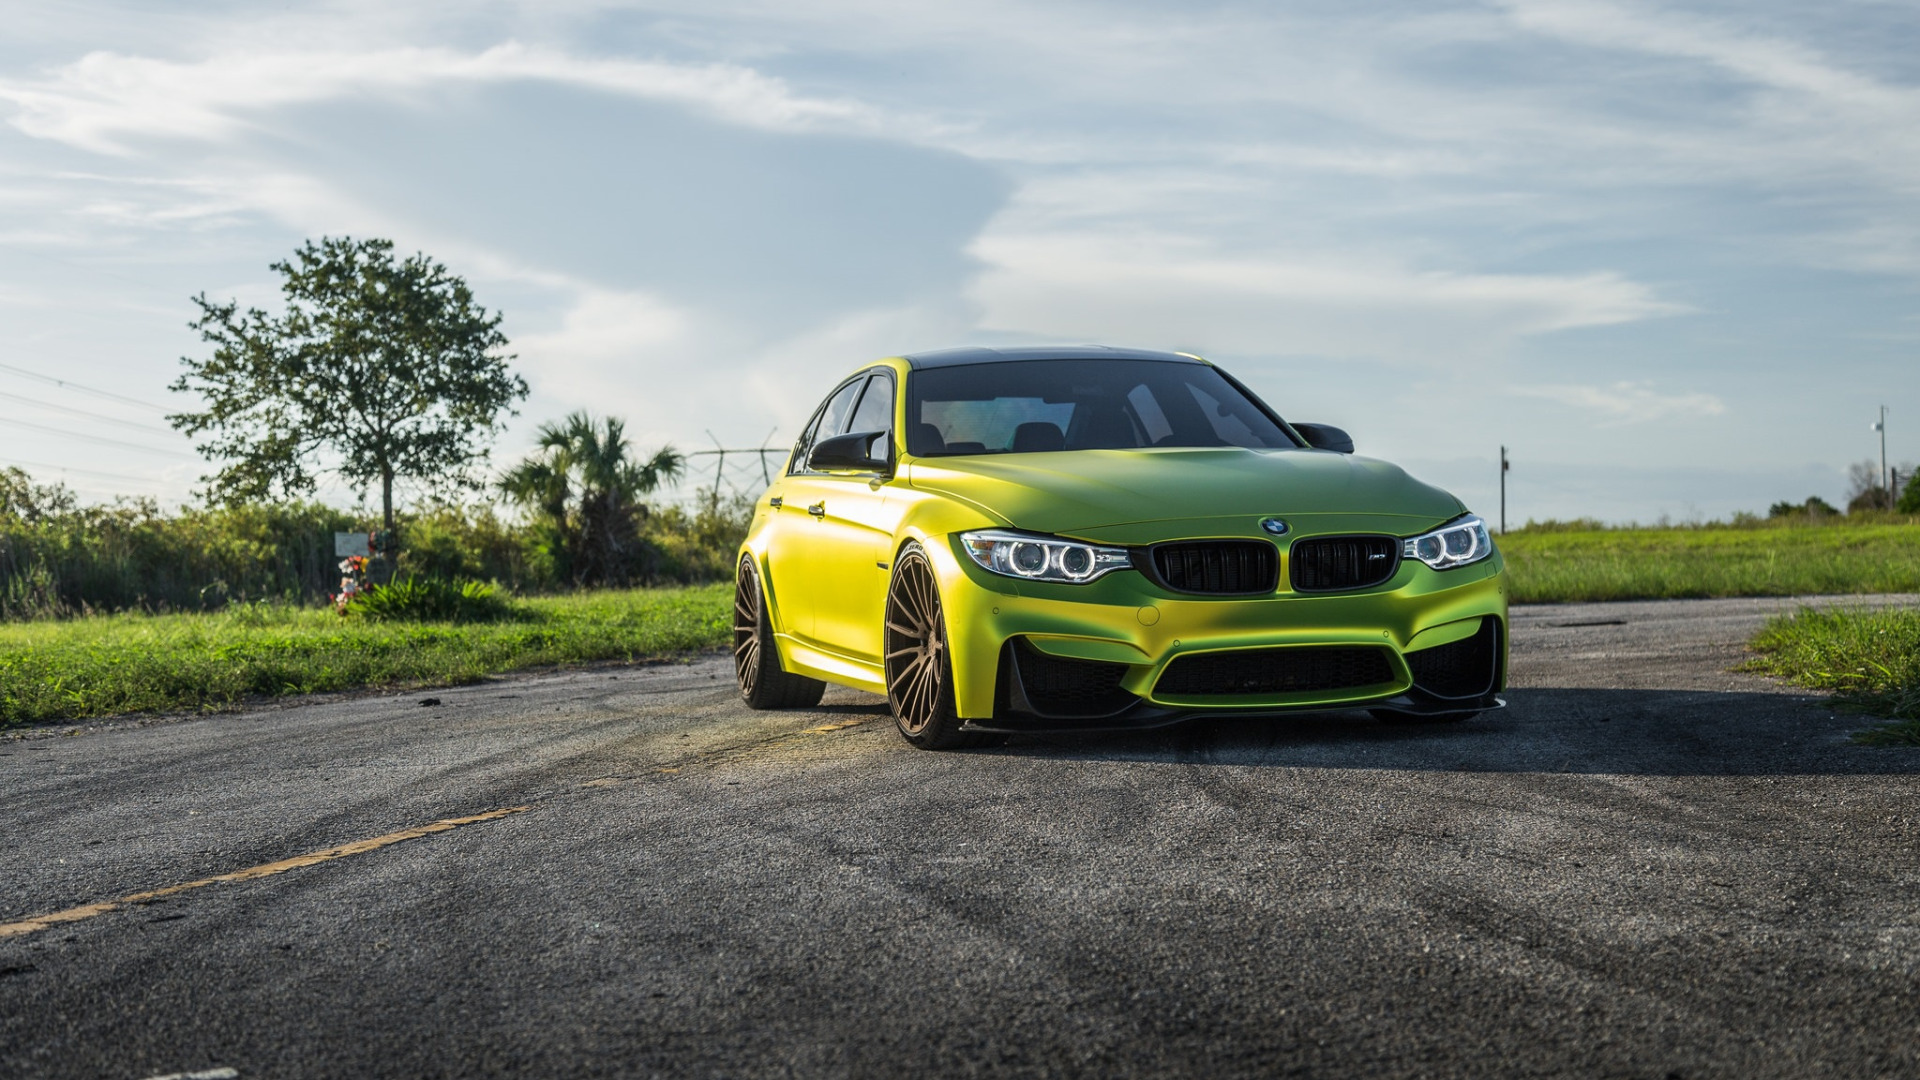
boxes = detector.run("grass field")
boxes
[1744,606,1920,745]
[1498,522,1920,602]
[0,585,731,727]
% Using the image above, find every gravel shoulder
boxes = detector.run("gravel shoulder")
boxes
[4,595,1918,1079]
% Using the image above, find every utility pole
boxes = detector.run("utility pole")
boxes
[1874,405,1889,506]
[1499,445,1510,535]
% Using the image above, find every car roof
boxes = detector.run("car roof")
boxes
[897,345,1206,369]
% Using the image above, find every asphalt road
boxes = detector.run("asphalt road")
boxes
[4,595,1919,1080]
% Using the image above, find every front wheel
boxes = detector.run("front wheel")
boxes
[734,557,825,710]
[884,543,995,749]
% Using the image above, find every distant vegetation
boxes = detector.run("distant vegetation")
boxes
[0,465,751,620]
[0,233,753,622]
[1745,607,1920,746]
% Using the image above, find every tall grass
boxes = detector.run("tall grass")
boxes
[0,585,731,725]
[0,501,356,619]
[1745,607,1920,745]
[1499,522,1920,602]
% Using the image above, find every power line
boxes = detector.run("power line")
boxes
[9,246,173,292]
[0,389,181,438]
[0,414,196,458]
[0,360,170,414]
[0,457,173,486]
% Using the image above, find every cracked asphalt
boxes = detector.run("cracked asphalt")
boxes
[3,595,1918,1079]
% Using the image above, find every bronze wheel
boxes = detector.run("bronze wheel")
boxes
[884,543,988,749]
[734,556,825,710]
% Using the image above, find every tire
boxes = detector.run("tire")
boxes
[884,543,996,750]
[734,557,826,710]
[1370,708,1477,724]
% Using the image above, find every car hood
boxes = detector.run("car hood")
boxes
[906,447,1466,542]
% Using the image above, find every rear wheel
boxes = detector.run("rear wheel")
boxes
[734,557,825,709]
[885,544,996,749]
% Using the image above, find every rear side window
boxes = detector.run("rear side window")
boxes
[790,376,869,474]
[845,373,894,437]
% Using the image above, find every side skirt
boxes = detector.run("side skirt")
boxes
[777,634,887,696]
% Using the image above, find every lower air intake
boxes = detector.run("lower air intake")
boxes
[1405,618,1501,699]
[1154,646,1396,697]
[1003,640,1137,718]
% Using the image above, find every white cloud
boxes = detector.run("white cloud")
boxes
[968,231,1683,360]
[0,41,913,154]
[1497,0,1920,192]
[1510,381,1726,425]
[516,288,686,361]
[1498,0,1891,105]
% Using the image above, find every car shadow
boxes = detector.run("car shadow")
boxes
[979,687,1920,777]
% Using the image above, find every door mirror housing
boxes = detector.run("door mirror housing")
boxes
[1293,422,1354,454]
[807,430,891,472]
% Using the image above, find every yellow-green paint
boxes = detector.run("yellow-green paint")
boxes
[743,355,1509,720]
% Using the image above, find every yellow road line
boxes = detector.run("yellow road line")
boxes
[0,806,531,939]
[802,719,867,735]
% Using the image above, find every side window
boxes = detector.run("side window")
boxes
[845,373,894,439]
[789,376,868,475]
[789,409,826,475]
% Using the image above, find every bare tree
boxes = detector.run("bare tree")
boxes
[1846,459,1891,512]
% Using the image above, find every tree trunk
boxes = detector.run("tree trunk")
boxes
[379,465,396,585]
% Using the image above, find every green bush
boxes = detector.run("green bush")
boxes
[640,493,754,583]
[1746,606,1920,745]
[0,466,752,620]
[347,577,514,623]
[0,497,357,618]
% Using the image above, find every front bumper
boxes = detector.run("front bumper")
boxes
[925,533,1509,731]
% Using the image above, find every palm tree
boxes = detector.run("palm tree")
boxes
[498,412,684,586]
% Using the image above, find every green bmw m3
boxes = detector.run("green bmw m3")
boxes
[734,345,1508,749]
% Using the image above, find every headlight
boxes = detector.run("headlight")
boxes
[959,529,1132,584]
[1402,514,1494,571]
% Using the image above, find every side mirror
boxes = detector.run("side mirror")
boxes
[808,430,891,472]
[1293,422,1354,454]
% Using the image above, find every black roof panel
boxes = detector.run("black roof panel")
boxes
[899,345,1205,369]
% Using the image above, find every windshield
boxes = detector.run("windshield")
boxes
[906,359,1298,457]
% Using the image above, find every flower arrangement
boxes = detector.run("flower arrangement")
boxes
[332,554,369,616]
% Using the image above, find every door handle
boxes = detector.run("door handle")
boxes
[807,502,827,518]
[768,496,782,510]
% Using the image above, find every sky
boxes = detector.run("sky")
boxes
[1,0,1916,524]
